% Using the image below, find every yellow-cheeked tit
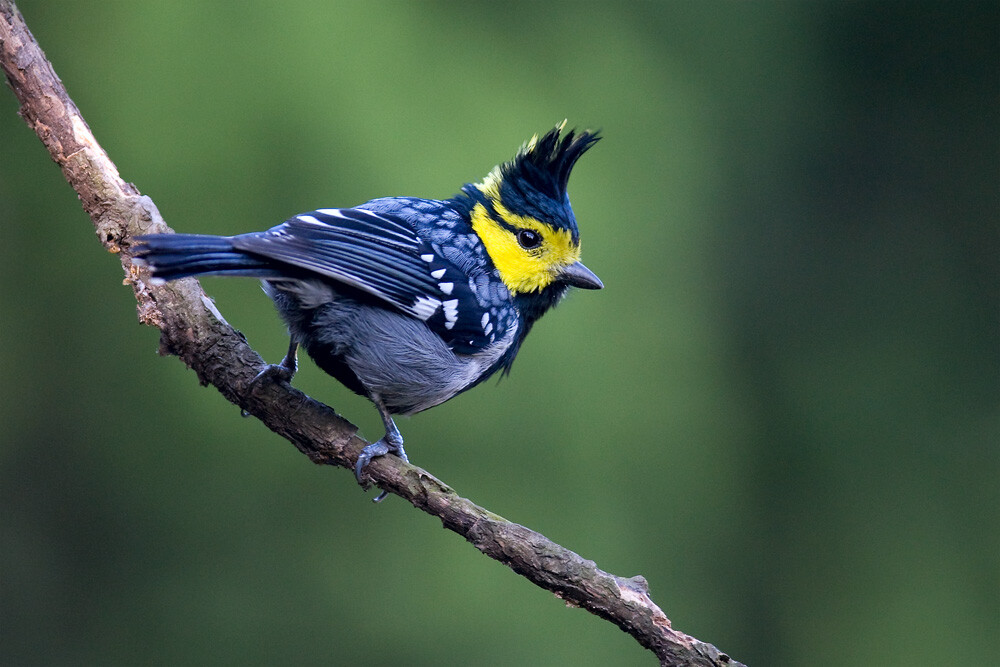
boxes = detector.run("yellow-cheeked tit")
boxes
[134,124,602,499]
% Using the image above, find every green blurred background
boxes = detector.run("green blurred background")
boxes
[2,2,997,665]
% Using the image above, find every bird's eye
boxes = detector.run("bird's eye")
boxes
[516,229,542,250]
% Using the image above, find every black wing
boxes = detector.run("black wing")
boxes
[233,208,500,354]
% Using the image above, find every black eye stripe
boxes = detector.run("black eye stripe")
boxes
[516,229,542,249]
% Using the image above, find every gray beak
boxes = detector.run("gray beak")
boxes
[559,261,603,290]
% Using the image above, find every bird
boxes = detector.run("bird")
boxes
[133,123,602,500]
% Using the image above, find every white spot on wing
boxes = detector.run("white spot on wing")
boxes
[484,322,493,336]
[411,296,442,320]
[421,254,434,262]
[431,268,446,279]
[296,214,324,225]
[481,313,490,328]
[442,299,459,329]
[316,208,340,216]
[438,282,453,295]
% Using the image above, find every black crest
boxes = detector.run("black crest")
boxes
[486,123,600,230]
[452,123,600,232]
[503,124,600,204]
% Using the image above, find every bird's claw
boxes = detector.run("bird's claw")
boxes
[246,341,298,397]
[242,356,297,417]
[356,437,408,503]
[251,361,295,388]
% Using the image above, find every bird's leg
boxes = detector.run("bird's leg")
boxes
[251,339,298,387]
[356,395,408,503]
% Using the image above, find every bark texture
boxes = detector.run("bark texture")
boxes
[1,3,743,664]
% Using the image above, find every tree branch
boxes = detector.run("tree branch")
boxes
[0,3,742,665]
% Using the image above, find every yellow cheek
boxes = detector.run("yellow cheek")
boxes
[470,203,580,293]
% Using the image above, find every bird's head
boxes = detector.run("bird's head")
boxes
[455,123,603,298]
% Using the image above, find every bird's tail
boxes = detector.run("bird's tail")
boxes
[132,233,283,282]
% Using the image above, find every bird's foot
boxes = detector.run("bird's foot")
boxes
[246,343,298,396]
[242,349,298,417]
[251,360,296,387]
[356,437,408,503]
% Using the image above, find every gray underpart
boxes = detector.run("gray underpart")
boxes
[265,279,516,416]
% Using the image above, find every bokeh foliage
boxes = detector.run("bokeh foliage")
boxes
[1,2,996,665]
